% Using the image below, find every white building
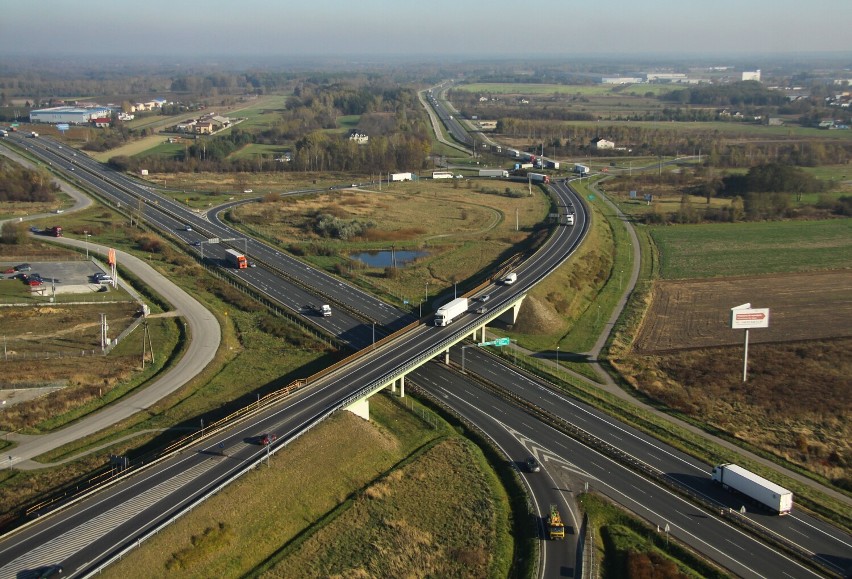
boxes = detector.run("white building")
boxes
[591,137,615,150]
[742,70,761,82]
[30,106,111,125]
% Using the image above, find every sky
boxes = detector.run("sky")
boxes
[1,0,850,60]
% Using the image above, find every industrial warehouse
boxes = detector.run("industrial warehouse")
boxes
[29,106,112,125]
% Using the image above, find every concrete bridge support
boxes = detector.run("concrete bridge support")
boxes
[346,397,370,421]
[498,295,526,325]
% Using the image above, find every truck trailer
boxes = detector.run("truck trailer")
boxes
[434,297,469,327]
[502,272,517,285]
[573,164,590,175]
[711,463,793,515]
[547,505,566,540]
[527,173,550,184]
[225,248,248,269]
[479,169,509,178]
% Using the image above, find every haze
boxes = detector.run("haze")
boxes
[1,0,850,60]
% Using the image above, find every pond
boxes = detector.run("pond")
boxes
[350,249,428,268]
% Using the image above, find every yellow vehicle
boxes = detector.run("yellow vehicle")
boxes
[548,504,565,540]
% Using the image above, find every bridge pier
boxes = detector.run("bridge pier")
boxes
[498,295,526,325]
[346,396,370,421]
[385,375,406,398]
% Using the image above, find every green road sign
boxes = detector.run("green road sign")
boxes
[479,337,511,347]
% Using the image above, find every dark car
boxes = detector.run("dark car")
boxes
[525,456,541,473]
[14,263,31,272]
[33,564,63,578]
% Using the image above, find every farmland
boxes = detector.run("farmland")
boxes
[649,219,852,279]
[617,218,852,484]
[634,271,852,352]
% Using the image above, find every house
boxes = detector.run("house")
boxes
[92,117,111,128]
[194,121,214,135]
[211,115,231,128]
[591,137,614,150]
[348,129,369,144]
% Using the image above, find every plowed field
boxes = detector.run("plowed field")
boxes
[635,271,852,353]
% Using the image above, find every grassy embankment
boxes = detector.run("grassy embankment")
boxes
[580,493,730,579]
[102,394,515,579]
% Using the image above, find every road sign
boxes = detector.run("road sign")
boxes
[207,238,220,244]
[478,337,510,347]
[56,123,69,131]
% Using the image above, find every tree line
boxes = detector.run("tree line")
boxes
[0,157,58,202]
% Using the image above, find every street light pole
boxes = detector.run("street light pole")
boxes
[425,281,429,303]
[556,346,560,371]
[84,230,90,259]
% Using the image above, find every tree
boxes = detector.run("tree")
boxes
[1,221,28,245]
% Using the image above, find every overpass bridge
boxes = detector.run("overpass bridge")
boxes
[343,291,527,420]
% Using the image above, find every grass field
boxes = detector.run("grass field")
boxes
[231,179,551,307]
[650,219,852,279]
[102,395,511,579]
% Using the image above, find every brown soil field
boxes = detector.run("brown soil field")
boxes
[620,271,852,484]
[634,271,852,353]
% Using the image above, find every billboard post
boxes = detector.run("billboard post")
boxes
[730,303,770,382]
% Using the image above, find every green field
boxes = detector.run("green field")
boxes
[651,219,852,279]
[456,83,644,96]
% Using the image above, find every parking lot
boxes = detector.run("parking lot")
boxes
[2,260,115,294]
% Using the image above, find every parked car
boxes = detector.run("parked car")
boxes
[14,263,31,272]
[525,456,541,473]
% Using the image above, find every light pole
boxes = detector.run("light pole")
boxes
[461,345,472,373]
[556,346,560,371]
[84,230,90,259]
[425,281,429,304]
[454,281,457,299]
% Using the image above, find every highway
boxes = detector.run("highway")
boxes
[2,132,850,577]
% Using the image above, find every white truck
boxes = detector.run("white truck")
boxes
[479,169,509,178]
[434,297,469,327]
[390,172,413,182]
[711,463,793,515]
[30,131,39,138]
[502,272,517,285]
[565,214,575,226]
[321,304,332,317]
[573,163,590,175]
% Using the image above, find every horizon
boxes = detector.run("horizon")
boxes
[1,0,850,61]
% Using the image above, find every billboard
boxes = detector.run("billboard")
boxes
[730,304,769,329]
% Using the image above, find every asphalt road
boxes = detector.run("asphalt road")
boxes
[3,132,850,578]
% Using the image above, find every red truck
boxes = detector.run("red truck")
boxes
[48,226,63,237]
